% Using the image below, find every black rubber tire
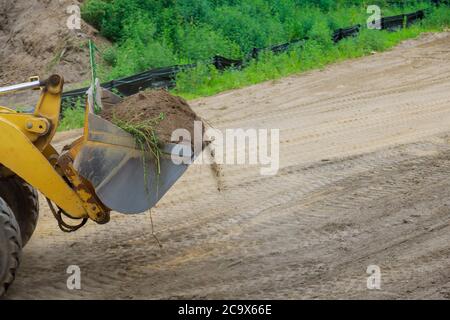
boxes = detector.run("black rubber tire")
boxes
[0,176,39,247]
[0,198,22,297]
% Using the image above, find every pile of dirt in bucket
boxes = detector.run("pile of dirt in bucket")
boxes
[101,90,203,146]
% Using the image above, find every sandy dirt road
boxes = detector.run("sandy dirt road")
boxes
[6,32,450,299]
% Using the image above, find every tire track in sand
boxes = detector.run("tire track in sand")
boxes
[6,32,450,299]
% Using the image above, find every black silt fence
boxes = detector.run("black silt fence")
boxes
[377,9,425,30]
[333,24,362,43]
[212,55,244,70]
[62,9,429,106]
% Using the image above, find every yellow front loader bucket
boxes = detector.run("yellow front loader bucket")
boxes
[0,75,205,296]
[71,81,200,214]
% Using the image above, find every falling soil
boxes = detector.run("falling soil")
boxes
[101,90,202,146]
[206,145,225,192]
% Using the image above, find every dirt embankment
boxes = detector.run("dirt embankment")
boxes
[0,0,109,86]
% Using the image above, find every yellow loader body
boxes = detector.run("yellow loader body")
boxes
[0,74,200,223]
[0,74,201,296]
[0,75,96,220]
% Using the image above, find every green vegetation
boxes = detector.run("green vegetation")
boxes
[172,3,450,98]
[112,113,165,177]
[81,0,450,97]
[57,1,450,131]
[81,0,449,80]
[58,98,85,131]
[112,112,165,200]
[174,21,448,99]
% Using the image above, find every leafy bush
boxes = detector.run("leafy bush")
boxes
[59,98,86,131]
[102,47,117,66]
[52,1,450,131]
[423,5,450,28]
[107,14,177,79]
[175,24,242,61]
[83,0,447,81]
[173,5,450,100]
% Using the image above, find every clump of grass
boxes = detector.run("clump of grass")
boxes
[111,112,165,193]
[15,106,29,113]
[58,98,86,131]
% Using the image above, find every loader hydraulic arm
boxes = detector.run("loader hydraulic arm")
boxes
[0,75,110,225]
